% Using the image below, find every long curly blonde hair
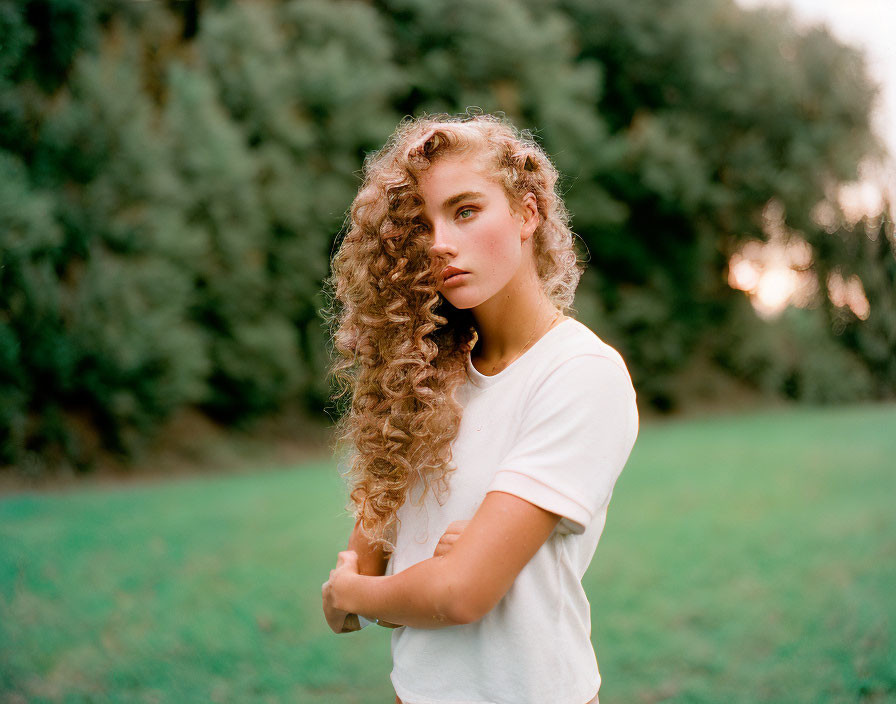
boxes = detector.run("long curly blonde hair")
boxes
[324,111,584,552]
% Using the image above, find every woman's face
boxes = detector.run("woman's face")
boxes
[417,152,538,310]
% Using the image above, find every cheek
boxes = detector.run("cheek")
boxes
[479,219,518,261]
[488,232,520,272]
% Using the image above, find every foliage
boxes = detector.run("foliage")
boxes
[552,0,883,408]
[196,0,402,412]
[0,0,890,469]
[823,208,896,397]
[714,297,875,403]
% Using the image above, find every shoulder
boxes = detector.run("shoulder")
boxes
[533,317,635,395]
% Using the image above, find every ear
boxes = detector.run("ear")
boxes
[518,192,539,243]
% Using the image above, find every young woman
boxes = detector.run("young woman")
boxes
[322,112,639,704]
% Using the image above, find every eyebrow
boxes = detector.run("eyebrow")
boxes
[442,191,486,209]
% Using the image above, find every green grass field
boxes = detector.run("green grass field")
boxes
[2,403,894,703]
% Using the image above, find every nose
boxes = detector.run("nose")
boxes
[427,221,458,259]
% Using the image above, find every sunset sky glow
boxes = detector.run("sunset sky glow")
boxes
[729,0,891,317]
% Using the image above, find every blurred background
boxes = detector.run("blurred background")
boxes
[1,0,893,702]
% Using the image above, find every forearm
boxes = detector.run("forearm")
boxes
[341,555,468,629]
[332,520,394,633]
[347,519,390,576]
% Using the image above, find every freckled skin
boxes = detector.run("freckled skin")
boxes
[323,143,565,667]
[418,154,529,311]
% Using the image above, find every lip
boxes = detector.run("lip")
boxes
[442,272,469,288]
[441,266,468,283]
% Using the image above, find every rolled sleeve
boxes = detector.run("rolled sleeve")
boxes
[486,354,638,535]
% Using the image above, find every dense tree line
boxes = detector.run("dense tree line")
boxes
[0,0,892,471]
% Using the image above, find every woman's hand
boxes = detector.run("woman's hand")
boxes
[433,520,471,558]
[322,550,361,633]
[323,520,471,632]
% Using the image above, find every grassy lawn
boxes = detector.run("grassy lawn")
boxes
[1,403,894,703]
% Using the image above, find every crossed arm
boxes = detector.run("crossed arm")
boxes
[322,490,562,630]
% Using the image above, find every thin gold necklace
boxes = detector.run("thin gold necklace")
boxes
[478,307,563,375]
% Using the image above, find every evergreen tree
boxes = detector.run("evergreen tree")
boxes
[552,0,882,408]
[198,0,404,409]
[826,207,896,398]
[0,0,889,471]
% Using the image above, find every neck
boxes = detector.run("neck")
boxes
[469,258,561,367]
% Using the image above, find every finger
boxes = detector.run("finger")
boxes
[326,610,347,633]
[336,553,360,575]
[444,520,471,535]
[432,535,457,557]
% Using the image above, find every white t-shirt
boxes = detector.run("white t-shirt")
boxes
[386,317,639,704]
